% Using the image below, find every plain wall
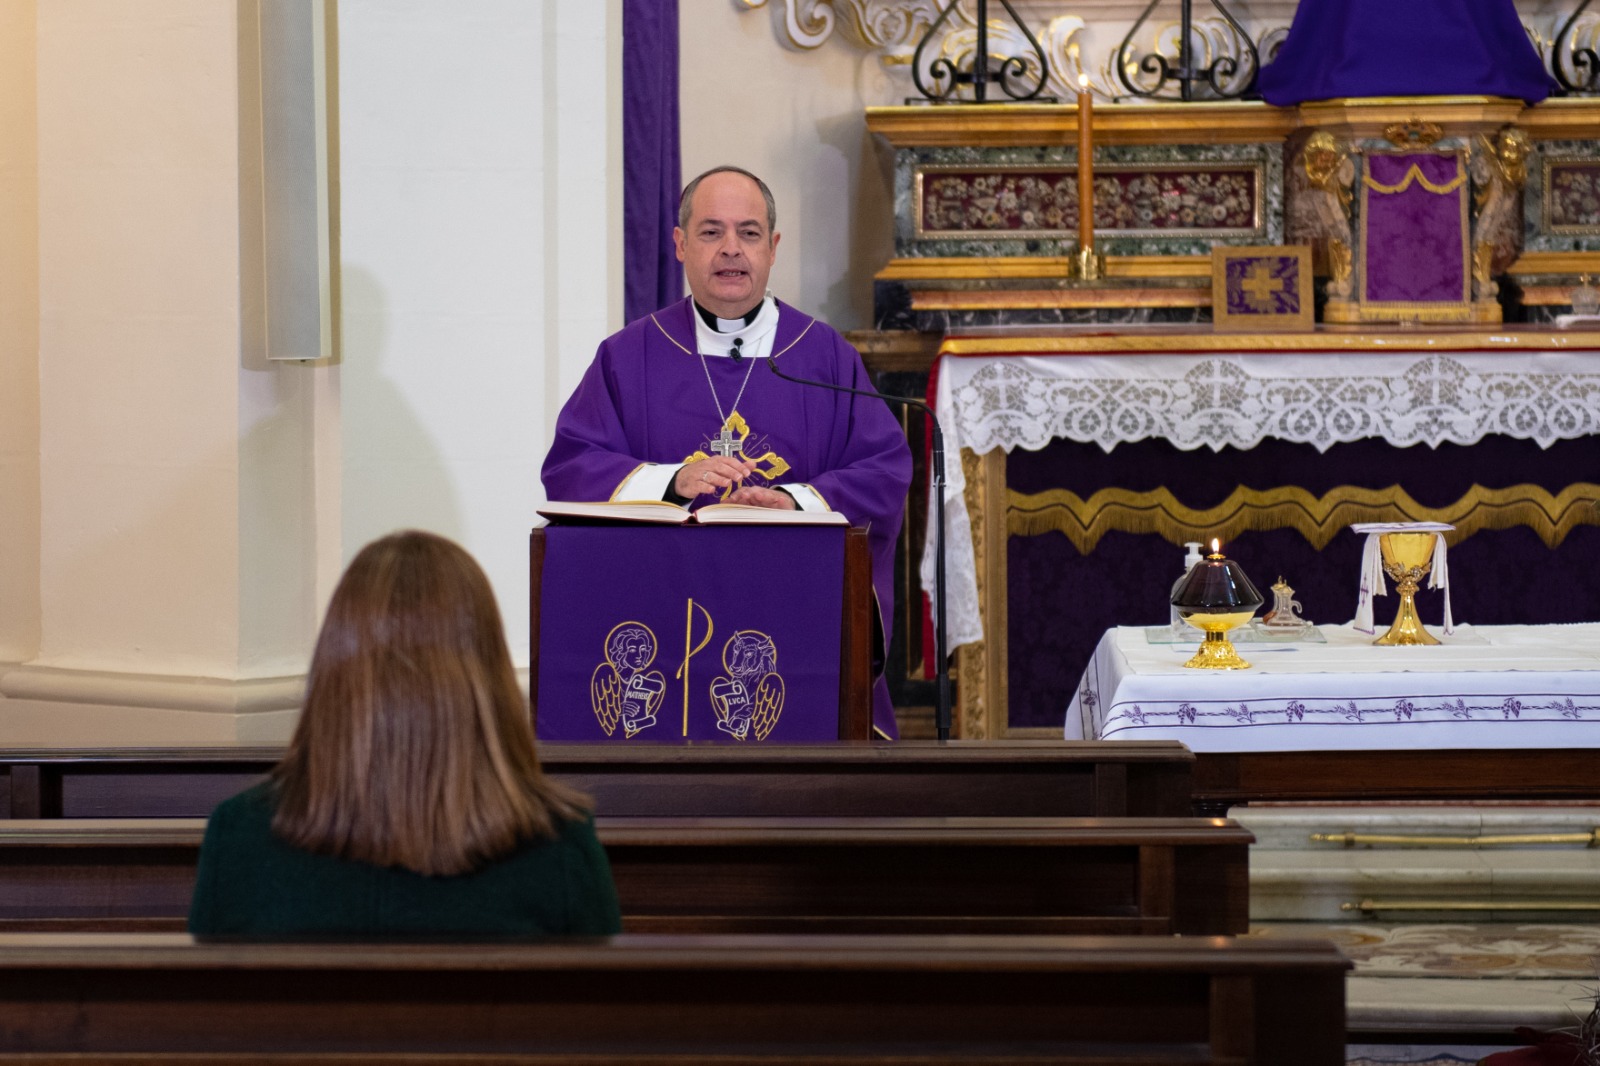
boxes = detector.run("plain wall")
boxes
[0,0,41,666]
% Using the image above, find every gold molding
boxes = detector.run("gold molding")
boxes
[1542,156,1600,237]
[866,101,1298,148]
[868,98,1600,151]
[911,288,1207,312]
[1298,96,1524,139]
[977,449,1008,743]
[953,448,1010,740]
[1519,97,1600,142]
[937,327,1600,356]
[1007,483,1600,553]
[1508,251,1600,276]
[876,255,1211,282]
[955,448,988,740]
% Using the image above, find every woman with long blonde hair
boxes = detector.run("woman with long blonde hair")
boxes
[190,531,620,935]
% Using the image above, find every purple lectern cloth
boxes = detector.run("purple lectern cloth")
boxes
[541,298,913,738]
[1363,154,1469,306]
[1258,0,1554,106]
[536,525,845,744]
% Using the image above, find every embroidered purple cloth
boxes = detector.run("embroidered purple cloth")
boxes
[1362,154,1469,307]
[541,298,913,738]
[535,525,845,743]
[1258,0,1554,105]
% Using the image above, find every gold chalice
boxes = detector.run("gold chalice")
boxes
[1374,531,1441,646]
[1171,543,1264,670]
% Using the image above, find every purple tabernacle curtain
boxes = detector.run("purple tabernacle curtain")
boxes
[1361,153,1469,307]
[623,0,682,323]
[1258,0,1554,105]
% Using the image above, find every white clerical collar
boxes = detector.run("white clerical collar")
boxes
[693,295,779,360]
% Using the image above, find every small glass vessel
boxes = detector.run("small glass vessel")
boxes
[1258,576,1310,632]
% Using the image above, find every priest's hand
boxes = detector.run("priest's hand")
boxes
[726,485,797,510]
[675,456,758,499]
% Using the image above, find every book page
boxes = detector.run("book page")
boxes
[537,500,692,525]
[694,504,849,526]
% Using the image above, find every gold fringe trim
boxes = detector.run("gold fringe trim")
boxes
[1008,483,1600,553]
[1354,302,1473,320]
[1361,162,1467,195]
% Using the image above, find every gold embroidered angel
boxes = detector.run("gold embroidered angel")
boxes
[591,622,666,738]
[709,630,784,742]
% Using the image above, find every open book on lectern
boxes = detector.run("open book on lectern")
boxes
[537,500,849,526]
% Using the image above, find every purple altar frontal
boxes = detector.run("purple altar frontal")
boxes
[535,524,845,744]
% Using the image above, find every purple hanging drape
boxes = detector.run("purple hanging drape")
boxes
[623,0,682,325]
[1258,0,1554,105]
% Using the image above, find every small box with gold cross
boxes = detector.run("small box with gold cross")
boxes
[1211,245,1314,333]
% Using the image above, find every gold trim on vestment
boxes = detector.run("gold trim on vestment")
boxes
[608,463,651,502]
[1007,482,1600,554]
[650,303,818,361]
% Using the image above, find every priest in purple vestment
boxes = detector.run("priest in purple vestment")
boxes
[541,166,914,738]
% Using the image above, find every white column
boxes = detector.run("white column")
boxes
[3,0,316,744]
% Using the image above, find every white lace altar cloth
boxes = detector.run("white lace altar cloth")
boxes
[1067,622,1600,751]
[921,350,1600,649]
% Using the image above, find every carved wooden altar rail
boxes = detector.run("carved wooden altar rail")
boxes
[0,740,1197,819]
[0,932,1351,1064]
[0,815,1252,936]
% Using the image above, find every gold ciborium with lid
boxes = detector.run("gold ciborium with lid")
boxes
[1374,531,1441,646]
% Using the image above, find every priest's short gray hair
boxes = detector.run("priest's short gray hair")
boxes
[678,166,777,235]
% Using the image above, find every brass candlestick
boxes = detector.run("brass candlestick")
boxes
[1073,243,1105,281]
[1374,531,1441,646]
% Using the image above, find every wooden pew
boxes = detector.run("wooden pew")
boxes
[0,932,1351,1064]
[0,815,1251,936]
[0,739,1195,819]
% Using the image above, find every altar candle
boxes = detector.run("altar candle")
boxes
[1077,73,1094,250]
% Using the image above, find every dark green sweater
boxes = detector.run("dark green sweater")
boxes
[188,782,622,937]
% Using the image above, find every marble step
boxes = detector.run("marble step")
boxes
[1232,805,1600,851]
[1251,848,1600,921]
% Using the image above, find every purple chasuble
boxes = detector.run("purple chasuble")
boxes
[542,298,913,738]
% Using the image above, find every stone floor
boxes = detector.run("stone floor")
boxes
[1235,806,1600,1064]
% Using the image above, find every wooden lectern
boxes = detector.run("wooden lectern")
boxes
[530,525,873,741]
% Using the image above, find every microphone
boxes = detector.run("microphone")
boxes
[766,356,953,741]
[730,337,743,361]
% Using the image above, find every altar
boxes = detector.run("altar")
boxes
[1067,622,1600,751]
[861,85,1600,741]
[918,327,1600,739]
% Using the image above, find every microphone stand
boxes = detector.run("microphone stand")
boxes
[767,358,953,741]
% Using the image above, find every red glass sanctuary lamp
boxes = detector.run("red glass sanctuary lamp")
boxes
[1170,539,1264,669]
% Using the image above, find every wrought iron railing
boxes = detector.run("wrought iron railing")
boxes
[909,0,1053,103]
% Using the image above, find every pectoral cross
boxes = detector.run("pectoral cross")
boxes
[710,423,743,459]
[684,412,792,499]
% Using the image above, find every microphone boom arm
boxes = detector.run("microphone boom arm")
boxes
[766,358,953,741]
